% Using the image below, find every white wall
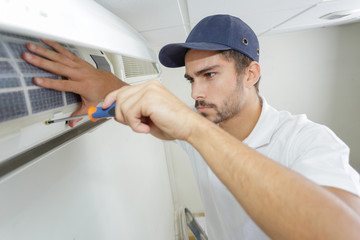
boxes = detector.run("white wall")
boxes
[260,21,360,172]
[161,21,360,214]
[0,120,175,240]
[160,68,204,214]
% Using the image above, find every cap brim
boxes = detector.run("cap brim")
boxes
[159,42,231,68]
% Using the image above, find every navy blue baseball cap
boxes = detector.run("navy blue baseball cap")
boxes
[159,14,260,68]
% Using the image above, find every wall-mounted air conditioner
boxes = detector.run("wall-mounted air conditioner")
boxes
[0,0,161,174]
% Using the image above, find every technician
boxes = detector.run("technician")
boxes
[23,14,360,239]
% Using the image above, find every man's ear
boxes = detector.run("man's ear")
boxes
[245,61,261,89]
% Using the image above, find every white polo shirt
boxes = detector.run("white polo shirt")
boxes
[177,98,360,240]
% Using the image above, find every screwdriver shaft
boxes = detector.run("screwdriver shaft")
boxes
[45,114,88,125]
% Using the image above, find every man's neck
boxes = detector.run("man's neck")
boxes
[219,94,262,141]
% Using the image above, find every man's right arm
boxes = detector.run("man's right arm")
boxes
[22,39,126,127]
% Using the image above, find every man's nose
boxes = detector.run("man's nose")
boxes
[191,81,207,100]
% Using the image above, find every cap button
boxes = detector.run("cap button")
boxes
[242,38,248,45]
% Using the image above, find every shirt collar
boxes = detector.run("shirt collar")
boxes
[243,96,280,149]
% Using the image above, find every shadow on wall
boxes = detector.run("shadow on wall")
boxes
[330,21,360,172]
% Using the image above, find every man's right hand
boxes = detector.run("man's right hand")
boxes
[22,39,126,127]
[102,80,205,141]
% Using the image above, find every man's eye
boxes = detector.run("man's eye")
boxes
[205,72,216,78]
[186,78,194,84]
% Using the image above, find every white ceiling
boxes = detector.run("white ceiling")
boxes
[95,0,360,51]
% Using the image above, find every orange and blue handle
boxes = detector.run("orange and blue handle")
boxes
[44,102,116,125]
[88,102,116,122]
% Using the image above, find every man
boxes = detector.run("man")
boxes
[23,15,360,239]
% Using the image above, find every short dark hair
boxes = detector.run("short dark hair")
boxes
[219,49,260,94]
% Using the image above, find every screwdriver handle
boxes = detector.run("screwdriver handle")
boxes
[88,102,116,122]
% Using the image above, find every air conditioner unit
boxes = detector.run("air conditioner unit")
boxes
[0,0,161,168]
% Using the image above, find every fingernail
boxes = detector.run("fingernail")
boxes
[28,43,36,51]
[34,77,43,84]
[102,100,108,108]
[24,52,32,60]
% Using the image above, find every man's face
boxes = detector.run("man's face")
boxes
[184,49,247,124]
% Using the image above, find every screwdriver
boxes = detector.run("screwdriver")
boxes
[45,102,116,125]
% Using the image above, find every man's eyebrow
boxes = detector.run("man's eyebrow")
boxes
[184,65,220,80]
[184,73,193,80]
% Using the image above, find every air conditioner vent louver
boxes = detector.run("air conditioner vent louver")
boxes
[122,56,159,78]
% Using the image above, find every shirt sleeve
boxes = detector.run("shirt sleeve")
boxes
[289,123,360,196]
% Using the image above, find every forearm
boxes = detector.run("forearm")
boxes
[187,118,360,239]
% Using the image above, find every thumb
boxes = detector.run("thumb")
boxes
[68,105,88,127]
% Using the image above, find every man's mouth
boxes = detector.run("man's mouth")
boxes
[197,107,211,113]
[195,100,216,111]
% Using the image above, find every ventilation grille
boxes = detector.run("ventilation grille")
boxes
[122,56,159,78]
[0,31,81,124]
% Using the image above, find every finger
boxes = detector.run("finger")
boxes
[118,92,143,125]
[68,104,88,128]
[23,52,75,77]
[102,89,120,108]
[116,86,155,133]
[23,43,79,73]
[26,43,77,68]
[104,86,141,125]
[125,105,151,134]
[103,84,153,129]
[68,118,82,128]
[40,39,78,61]
[33,77,82,94]
[103,83,139,106]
